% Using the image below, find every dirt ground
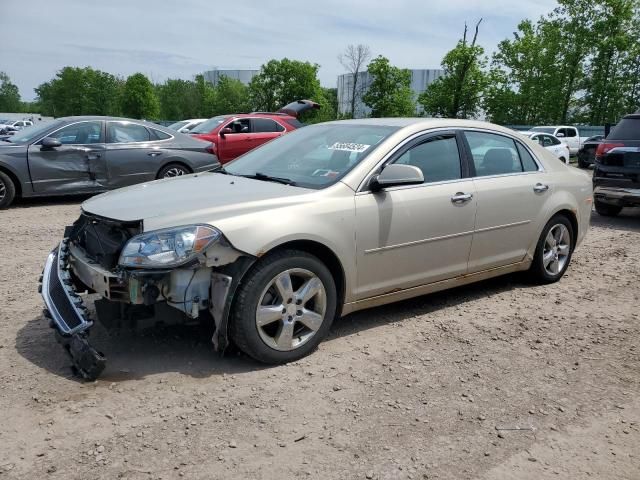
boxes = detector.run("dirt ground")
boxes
[1,196,639,480]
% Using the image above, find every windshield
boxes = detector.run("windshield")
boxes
[168,120,189,131]
[4,121,60,144]
[531,127,555,134]
[190,116,228,134]
[224,123,399,189]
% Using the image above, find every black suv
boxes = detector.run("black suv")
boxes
[593,113,640,216]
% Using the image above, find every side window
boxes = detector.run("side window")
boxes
[516,142,539,172]
[394,134,461,183]
[48,121,103,145]
[150,128,171,140]
[542,136,554,147]
[531,135,544,146]
[566,128,577,138]
[107,122,151,143]
[227,119,250,134]
[465,131,523,177]
[549,135,561,145]
[252,118,282,133]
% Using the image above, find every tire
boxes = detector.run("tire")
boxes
[577,157,587,169]
[559,157,567,164]
[594,201,622,217]
[528,214,574,284]
[0,170,16,209]
[230,249,337,364]
[156,163,191,179]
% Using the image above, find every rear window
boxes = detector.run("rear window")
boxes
[608,117,640,140]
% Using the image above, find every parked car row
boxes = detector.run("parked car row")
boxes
[0,118,34,135]
[518,131,571,163]
[0,117,217,208]
[38,117,592,378]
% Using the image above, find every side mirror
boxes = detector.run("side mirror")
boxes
[556,132,565,138]
[220,127,233,138]
[370,164,424,192]
[41,137,62,149]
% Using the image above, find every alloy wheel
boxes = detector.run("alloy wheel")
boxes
[542,224,571,276]
[0,178,5,203]
[255,268,327,351]
[163,167,187,178]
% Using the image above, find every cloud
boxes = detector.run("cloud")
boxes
[2,0,558,101]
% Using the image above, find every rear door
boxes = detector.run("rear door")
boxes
[250,118,285,149]
[104,121,162,188]
[463,130,550,272]
[27,120,107,194]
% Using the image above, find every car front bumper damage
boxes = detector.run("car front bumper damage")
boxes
[40,234,255,380]
[39,240,106,380]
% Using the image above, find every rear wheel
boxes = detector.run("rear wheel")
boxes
[559,156,567,164]
[594,201,622,217]
[0,171,16,209]
[230,249,337,364]
[157,163,191,179]
[528,215,574,284]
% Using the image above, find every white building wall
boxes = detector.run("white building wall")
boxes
[337,69,446,118]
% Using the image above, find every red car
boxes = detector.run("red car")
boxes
[189,100,320,163]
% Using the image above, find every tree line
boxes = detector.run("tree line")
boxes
[1,0,638,125]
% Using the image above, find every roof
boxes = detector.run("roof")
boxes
[323,117,519,135]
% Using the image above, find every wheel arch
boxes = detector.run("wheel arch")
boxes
[547,207,579,251]
[156,160,193,178]
[0,164,22,197]
[262,239,346,315]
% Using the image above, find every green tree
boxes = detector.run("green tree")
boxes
[213,76,251,114]
[120,73,160,119]
[362,56,415,117]
[419,20,487,119]
[35,67,122,117]
[249,58,323,112]
[0,72,21,112]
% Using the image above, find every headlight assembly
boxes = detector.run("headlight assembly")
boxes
[119,225,221,268]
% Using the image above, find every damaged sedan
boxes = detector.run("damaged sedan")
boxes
[0,116,217,208]
[40,118,593,379]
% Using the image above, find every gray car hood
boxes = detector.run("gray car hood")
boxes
[82,172,318,230]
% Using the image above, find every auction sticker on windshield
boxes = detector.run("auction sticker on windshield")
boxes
[328,142,370,153]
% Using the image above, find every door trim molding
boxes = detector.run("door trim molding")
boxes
[364,229,474,254]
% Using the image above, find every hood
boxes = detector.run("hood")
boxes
[82,172,317,230]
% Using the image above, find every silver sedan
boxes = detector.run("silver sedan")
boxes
[40,118,592,378]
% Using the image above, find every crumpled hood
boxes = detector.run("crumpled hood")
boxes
[82,172,317,231]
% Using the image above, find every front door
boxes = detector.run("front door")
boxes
[463,130,550,272]
[218,119,252,162]
[28,120,107,194]
[354,132,477,300]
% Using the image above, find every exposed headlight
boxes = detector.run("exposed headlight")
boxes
[119,225,221,268]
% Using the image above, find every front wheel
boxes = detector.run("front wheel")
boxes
[230,250,337,364]
[0,170,16,209]
[528,215,574,284]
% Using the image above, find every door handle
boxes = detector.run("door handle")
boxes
[148,151,162,157]
[451,192,473,204]
[533,183,549,193]
[85,152,101,160]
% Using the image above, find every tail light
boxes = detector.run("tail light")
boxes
[595,142,624,160]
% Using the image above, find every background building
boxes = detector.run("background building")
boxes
[337,68,446,118]
[203,68,259,86]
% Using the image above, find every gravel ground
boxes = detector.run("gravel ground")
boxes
[1,196,639,480]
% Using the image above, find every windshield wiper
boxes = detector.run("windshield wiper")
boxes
[242,172,296,186]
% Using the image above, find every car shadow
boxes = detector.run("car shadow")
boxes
[16,272,533,383]
[590,207,640,233]
[12,194,94,209]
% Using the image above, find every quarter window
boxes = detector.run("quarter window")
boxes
[516,143,539,172]
[150,128,171,140]
[465,131,526,176]
[394,134,461,183]
[107,122,151,143]
[48,121,103,144]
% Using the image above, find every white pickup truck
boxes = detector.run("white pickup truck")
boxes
[529,126,590,156]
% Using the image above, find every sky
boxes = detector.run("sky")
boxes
[2,0,558,101]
